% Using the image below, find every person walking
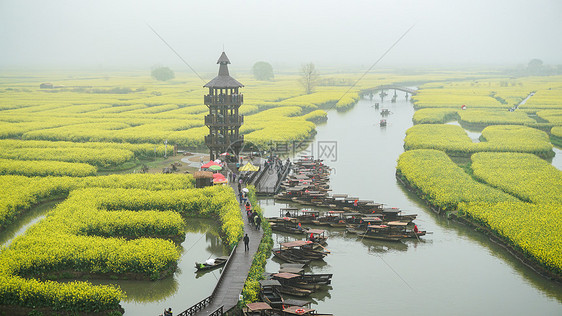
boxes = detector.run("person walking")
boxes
[255,214,261,230]
[243,233,250,251]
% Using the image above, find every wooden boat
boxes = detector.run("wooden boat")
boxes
[278,285,314,297]
[301,273,332,285]
[277,263,333,285]
[273,249,311,264]
[296,210,320,224]
[271,273,314,297]
[194,256,228,271]
[381,208,417,222]
[305,229,328,246]
[284,248,327,260]
[280,240,329,260]
[259,280,284,308]
[311,210,344,226]
[357,225,404,242]
[269,219,308,235]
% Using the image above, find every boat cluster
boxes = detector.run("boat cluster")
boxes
[273,155,427,242]
[269,206,425,242]
[244,263,333,315]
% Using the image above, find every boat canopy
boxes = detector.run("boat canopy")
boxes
[279,267,304,274]
[246,302,272,311]
[281,240,313,248]
[273,272,301,279]
[259,280,282,287]
[368,225,389,229]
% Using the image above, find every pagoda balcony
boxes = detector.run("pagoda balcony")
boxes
[204,94,243,106]
[205,115,244,126]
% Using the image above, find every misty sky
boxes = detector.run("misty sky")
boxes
[1,0,561,71]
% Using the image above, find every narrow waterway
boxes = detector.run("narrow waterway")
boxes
[0,199,59,247]
[258,91,562,315]
[114,218,229,315]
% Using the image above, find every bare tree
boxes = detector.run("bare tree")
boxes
[299,63,319,94]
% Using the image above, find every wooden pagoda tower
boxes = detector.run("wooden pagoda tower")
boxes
[204,52,244,161]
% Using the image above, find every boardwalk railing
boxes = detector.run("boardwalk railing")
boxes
[177,296,213,316]
[252,163,270,190]
[273,162,291,194]
[210,244,239,300]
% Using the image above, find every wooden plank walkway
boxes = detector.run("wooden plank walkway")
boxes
[256,168,278,194]
[194,184,264,315]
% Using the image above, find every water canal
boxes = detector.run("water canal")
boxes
[258,91,562,315]
[102,218,229,316]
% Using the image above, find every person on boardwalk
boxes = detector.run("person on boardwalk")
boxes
[255,214,261,230]
[163,307,172,316]
[243,233,250,251]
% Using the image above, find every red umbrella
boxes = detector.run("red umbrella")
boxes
[201,161,220,169]
[213,173,227,183]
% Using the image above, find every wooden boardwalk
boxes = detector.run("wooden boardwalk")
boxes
[193,184,264,315]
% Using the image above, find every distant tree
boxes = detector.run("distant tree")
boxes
[299,63,319,94]
[252,61,274,81]
[151,66,175,81]
[527,59,544,75]
[528,58,543,69]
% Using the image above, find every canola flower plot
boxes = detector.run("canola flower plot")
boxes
[404,124,554,157]
[412,76,562,110]
[0,158,97,177]
[0,184,243,313]
[396,150,562,274]
[396,149,517,210]
[412,108,459,124]
[457,109,536,126]
[0,72,449,154]
[458,202,562,274]
[471,152,562,204]
[0,173,195,230]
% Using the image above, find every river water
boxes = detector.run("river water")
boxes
[258,91,562,315]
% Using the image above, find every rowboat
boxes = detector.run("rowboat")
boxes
[194,256,228,271]
[259,280,284,308]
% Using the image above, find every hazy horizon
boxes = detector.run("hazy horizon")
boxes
[1,0,561,72]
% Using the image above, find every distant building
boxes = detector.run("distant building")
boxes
[203,52,244,161]
[39,83,53,89]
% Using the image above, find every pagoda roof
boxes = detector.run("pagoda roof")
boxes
[204,51,244,88]
[217,51,230,64]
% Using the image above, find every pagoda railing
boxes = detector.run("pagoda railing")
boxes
[204,115,243,126]
[204,94,243,106]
